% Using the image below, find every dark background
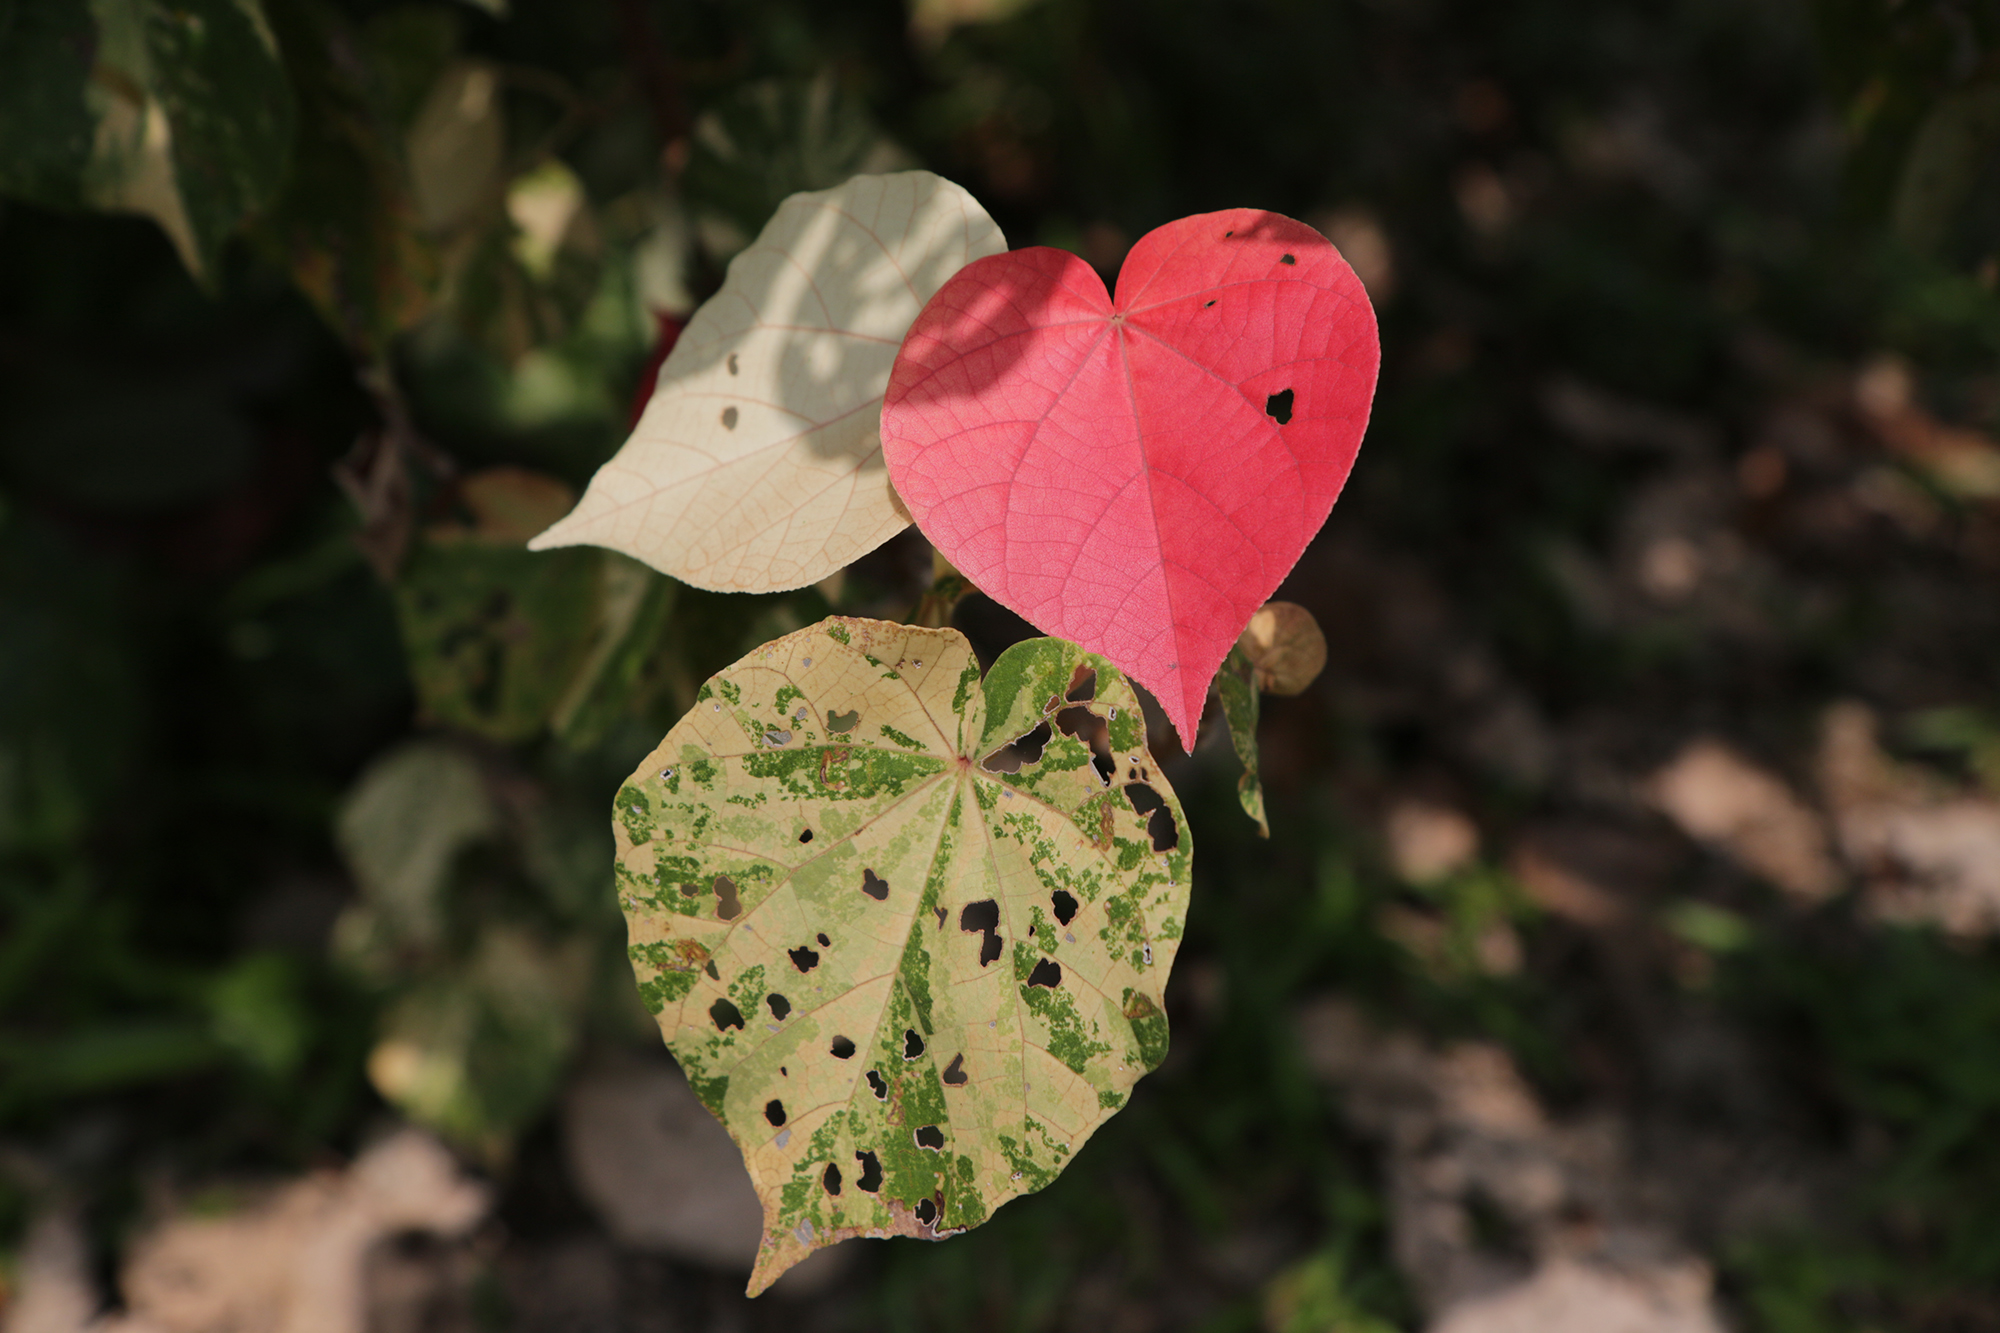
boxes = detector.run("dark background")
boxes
[4,0,2000,1329]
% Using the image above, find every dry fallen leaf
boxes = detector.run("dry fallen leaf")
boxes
[611,617,1189,1292]
[531,172,1004,592]
[1648,738,1839,904]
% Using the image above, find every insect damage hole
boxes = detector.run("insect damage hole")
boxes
[866,1070,887,1100]
[942,1053,968,1086]
[817,932,830,946]
[903,1029,925,1059]
[1124,783,1180,851]
[1065,664,1097,702]
[798,827,814,844]
[765,1099,786,1126]
[855,1150,882,1191]
[1028,958,1063,989]
[830,1035,856,1059]
[959,899,1002,966]
[710,999,744,1030]
[861,869,889,901]
[915,1198,938,1227]
[767,993,791,1020]
[1280,252,1296,265]
[1051,889,1079,926]
[1265,388,1295,425]
[788,945,820,972]
[827,708,859,733]
[1053,706,1115,785]
[727,353,739,375]
[914,1125,945,1150]
[712,875,741,920]
[823,1163,842,1195]
[722,406,739,429]
[981,720,1051,773]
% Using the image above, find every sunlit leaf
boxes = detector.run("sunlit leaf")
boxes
[531,171,1005,592]
[883,209,1379,743]
[613,616,1190,1292]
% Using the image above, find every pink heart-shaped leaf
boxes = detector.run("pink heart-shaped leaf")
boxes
[881,208,1380,742]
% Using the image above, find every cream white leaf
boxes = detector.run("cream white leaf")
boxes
[529,172,1004,592]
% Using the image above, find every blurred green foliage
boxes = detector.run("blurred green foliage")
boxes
[3,0,2000,1328]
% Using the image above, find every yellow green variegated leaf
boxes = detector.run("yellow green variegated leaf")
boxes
[612,617,1190,1293]
[528,172,1005,592]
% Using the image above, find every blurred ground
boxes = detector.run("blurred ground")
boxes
[4,0,2000,1330]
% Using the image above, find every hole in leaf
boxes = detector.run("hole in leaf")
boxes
[765,1099,786,1126]
[704,959,720,980]
[788,946,820,972]
[1265,388,1294,425]
[981,721,1051,773]
[767,993,791,1021]
[817,932,830,946]
[855,1151,882,1191]
[1225,229,1235,237]
[1280,252,1296,265]
[1028,958,1063,989]
[830,1036,856,1059]
[827,708,860,733]
[823,1163,842,1195]
[1204,299,1216,308]
[915,1198,938,1227]
[861,869,889,901]
[903,1029,925,1059]
[866,1070,887,1100]
[1052,889,1079,925]
[722,406,739,429]
[1124,784,1180,850]
[942,1053,967,1085]
[727,353,739,375]
[765,729,791,747]
[933,904,946,928]
[712,875,741,920]
[959,899,1002,966]
[1065,665,1097,702]
[679,880,699,898]
[1054,706,1115,785]
[914,1125,944,1150]
[710,999,744,1030]
[798,828,814,844]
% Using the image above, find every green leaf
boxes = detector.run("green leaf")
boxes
[386,468,675,745]
[333,739,499,962]
[365,924,591,1159]
[253,0,440,356]
[1218,645,1267,837]
[0,0,99,205]
[614,617,1191,1293]
[1892,77,2000,261]
[682,72,910,258]
[0,0,296,280]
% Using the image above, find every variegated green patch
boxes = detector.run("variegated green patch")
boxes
[614,617,1191,1292]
